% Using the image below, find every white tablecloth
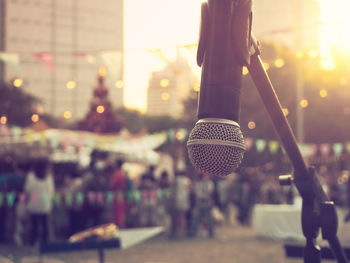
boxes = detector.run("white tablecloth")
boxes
[252,203,350,243]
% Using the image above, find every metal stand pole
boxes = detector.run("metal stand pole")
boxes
[247,37,348,263]
[98,247,105,263]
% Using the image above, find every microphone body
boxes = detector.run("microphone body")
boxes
[187,0,252,176]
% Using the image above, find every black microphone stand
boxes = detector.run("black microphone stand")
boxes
[247,36,348,263]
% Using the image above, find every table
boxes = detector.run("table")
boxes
[39,226,164,263]
[252,203,350,243]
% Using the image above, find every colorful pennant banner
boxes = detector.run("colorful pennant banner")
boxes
[0,189,172,208]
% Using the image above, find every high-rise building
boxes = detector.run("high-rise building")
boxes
[0,0,6,79]
[0,0,124,120]
[253,0,320,50]
[147,56,198,119]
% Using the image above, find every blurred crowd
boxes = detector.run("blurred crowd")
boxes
[1,151,350,247]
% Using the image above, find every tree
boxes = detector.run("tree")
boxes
[78,69,123,134]
[115,107,145,134]
[0,79,39,127]
[301,48,350,143]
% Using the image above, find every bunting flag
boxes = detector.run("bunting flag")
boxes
[268,141,279,154]
[0,124,11,136]
[1,126,350,164]
[0,190,175,207]
[96,192,104,204]
[346,143,350,154]
[76,192,84,204]
[33,52,55,73]
[18,193,26,204]
[146,48,170,63]
[320,143,331,156]
[256,139,267,153]
[333,143,344,156]
[6,192,15,207]
[0,43,335,80]
[54,193,62,205]
[244,137,254,151]
[106,191,114,204]
[11,126,22,141]
[299,143,317,158]
[127,191,134,202]
[65,192,73,206]
[88,191,97,204]
[74,52,96,64]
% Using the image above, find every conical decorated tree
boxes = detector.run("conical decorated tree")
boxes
[78,67,123,134]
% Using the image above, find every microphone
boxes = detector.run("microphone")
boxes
[187,0,252,177]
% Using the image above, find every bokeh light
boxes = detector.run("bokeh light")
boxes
[242,67,249,75]
[319,89,328,98]
[296,51,304,59]
[248,121,256,130]
[339,77,348,86]
[300,99,309,108]
[96,105,105,114]
[282,108,289,117]
[308,49,318,58]
[115,80,124,89]
[0,115,7,125]
[31,114,40,123]
[274,59,285,68]
[63,110,72,119]
[13,77,23,88]
[66,80,76,89]
[98,66,107,77]
[161,92,170,100]
[160,78,170,88]
[193,82,200,92]
[263,63,270,71]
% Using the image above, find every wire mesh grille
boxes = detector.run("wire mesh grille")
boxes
[187,121,245,176]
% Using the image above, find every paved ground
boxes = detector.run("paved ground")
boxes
[0,224,309,263]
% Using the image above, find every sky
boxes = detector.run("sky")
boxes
[318,0,350,69]
[123,0,203,112]
[123,0,350,112]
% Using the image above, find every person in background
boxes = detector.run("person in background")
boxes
[138,169,158,227]
[189,172,215,238]
[216,176,232,225]
[24,159,55,245]
[169,170,192,238]
[63,164,85,237]
[110,159,127,228]
[83,159,109,228]
[234,168,259,226]
[260,174,283,204]
[0,154,22,244]
[344,170,350,222]
[13,161,32,246]
[157,171,172,227]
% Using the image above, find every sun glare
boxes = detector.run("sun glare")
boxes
[319,0,350,66]
[124,0,203,111]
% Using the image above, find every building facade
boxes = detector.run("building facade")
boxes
[1,0,124,120]
[0,0,5,79]
[253,0,320,51]
[147,56,198,119]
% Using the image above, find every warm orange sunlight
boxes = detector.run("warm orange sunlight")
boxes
[319,0,350,69]
[124,0,203,111]
[125,0,350,111]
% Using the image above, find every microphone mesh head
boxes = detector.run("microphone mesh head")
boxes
[187,118,245,177]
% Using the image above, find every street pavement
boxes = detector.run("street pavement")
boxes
[0,223,311,263]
